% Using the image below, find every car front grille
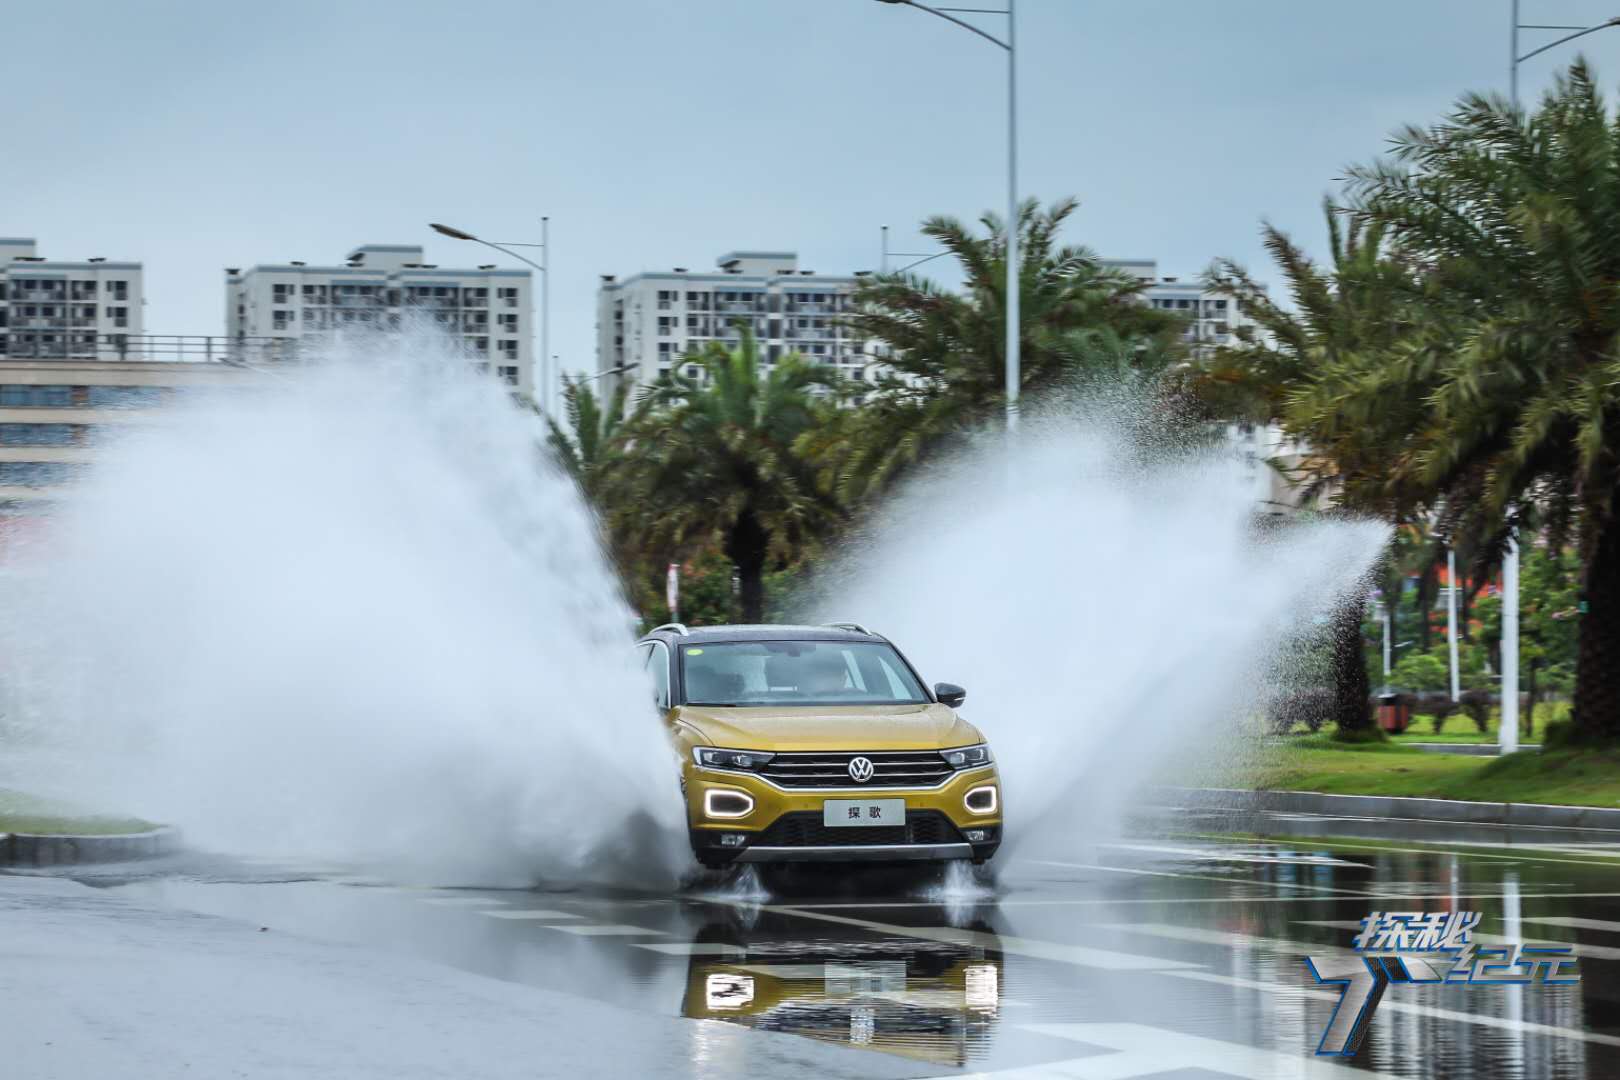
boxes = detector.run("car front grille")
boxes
[754,810,963,848]
[759,750,954,789]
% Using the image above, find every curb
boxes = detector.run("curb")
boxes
[1404,742,1543,757]
[0,826,181,867]
[1149,787,1620,832]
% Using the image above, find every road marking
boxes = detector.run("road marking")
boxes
[950,1022,1393,1079]
[1165,968,1620,1049]
[733,903,1201,971]
[478,909,582,920]
[1100,921,1357,958]
[1101,841,1372,868]
[1035,858,1375,897]
[550,923,668,936]
[419,896,509,907]
[1523,914,1620,935]
[774,888,1620,911]
[1184,831,1620,871]
[1303,919,1620,960]
[633,942,748,957]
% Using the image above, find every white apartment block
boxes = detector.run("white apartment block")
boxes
[0,238,144,361]
[1103,258,1254,352]
[225,244,534,395]
[596,251,882,405]
[0,358,251,506]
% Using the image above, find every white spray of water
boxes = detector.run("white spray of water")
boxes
[812,406,1388,865]
[0,334,686,888]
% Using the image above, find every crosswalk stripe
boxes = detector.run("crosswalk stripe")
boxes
[632,942,747,957]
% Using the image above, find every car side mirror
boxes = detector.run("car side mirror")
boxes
[934,682,966,708]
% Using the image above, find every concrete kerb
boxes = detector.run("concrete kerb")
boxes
[0,826,181,867]
[1150,787,1620,833]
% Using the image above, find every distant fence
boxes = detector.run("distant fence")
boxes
[1,334,298,365]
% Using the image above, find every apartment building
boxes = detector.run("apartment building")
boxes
[596,251,882,404]
[0,238,144,361]
[1102,258,1254,352]
[0,356,252,507]
[225,244,534,395]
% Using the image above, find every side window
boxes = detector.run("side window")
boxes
[646,642,671,711]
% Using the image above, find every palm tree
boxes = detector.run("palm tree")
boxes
[1339,60,1620,743]
[616,331,843,622]
[817,198,1181,501]
[545,375,629,506]
[1196,203,1429,731]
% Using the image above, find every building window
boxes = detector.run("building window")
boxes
[498,366,519,386]
[104,280,128,300]
[0,423,79,446]
[0,385,73,407]
[498,287,519,307]
[0,461,81,487]
[499,339,518,360]
[109,306,129,328]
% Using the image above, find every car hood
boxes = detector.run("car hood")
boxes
[676,703,982,752]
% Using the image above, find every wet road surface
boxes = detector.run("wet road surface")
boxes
[35,812,1620,1078]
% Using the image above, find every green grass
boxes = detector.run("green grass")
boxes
[1387,700,1565,744]
[1233,735,1620,809]
[0,789,155,836]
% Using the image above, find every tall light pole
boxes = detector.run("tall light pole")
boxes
[429,221,551,416]
[875,0,1019,432]
[1496,8,1619,751]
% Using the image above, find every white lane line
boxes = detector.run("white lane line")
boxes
[751,903,1201,972]
[1035,858,1375,897]
[633,942,747,957]
[478,909,582,920]
[550,924,668,936]
[418,896,509,907]
[1524,914,1620,934]
[775,889,1620,910]
[948,1021,1397,1079]
[1185,832,1620,871]
[1303,919,1620,960]
[1100,921,1357,958]
[1101,841,1371,868]
[1165,968,1620,1049]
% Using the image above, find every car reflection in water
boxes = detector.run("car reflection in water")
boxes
[679,908,1003,1066]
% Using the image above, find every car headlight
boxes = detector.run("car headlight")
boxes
[692,747,776,770]
[942,744,993,769]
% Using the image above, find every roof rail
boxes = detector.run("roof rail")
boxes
[648,622,689,636]
[824,621,874,635]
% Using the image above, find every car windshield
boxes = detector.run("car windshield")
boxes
[679,640,929,707]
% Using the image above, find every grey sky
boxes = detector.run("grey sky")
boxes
[9,1,1620,376]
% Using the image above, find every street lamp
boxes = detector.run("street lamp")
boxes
[874,0,1020,433]
[1496,7,1620,753]
[1510,6,1620,106]
[429,219,552,417]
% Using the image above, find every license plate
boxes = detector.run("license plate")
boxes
[823,798,905,827]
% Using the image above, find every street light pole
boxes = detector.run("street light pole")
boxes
[1494,9,1619,751]
[874,0,1018,432]
[428,221,551,415]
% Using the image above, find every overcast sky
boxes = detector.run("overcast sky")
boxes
[10,0,1620,377]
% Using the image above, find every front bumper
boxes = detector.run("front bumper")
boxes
[686,764,1003,866]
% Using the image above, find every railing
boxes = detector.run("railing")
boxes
[0,333,299,364]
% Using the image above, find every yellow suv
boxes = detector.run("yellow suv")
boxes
[637,623,1001,869]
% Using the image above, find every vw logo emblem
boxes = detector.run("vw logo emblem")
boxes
[848,756,875,783]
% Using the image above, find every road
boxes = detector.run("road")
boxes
[11,812,1620,1078]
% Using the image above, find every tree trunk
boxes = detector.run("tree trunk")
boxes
[1572,518,1620,742]
[1330,594,1373,733]
[726,511,770,624]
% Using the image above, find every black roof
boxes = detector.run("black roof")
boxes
[639,623,883,645]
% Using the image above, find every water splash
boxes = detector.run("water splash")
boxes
[810,403,1387,867]
[0,332,686,888]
